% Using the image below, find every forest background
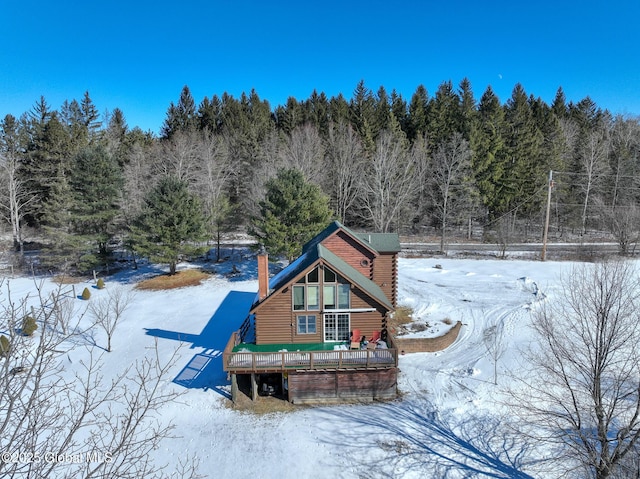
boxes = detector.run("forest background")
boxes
[1,79,639,273]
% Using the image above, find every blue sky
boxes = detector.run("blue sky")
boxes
[1,0,639,134]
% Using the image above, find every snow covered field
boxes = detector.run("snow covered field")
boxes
[2,254,582,478]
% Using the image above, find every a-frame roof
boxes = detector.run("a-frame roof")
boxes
[251,243,393,312]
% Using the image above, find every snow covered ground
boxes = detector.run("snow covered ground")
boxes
[1,254,582,478]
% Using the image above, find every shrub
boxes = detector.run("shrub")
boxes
[81,287,91,300]
[96,278,105,289]
[21,315,38,336]
[0,335,10,357]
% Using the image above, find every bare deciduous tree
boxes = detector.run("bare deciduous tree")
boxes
[429,133,473,253]
[599,200,640,255]
[241,129,282,220]
[194,131,234,261]
[122,143,154,222]
[325,122,365,223]
[358,127,418,232]
[482,318,507,386]
[0,152,37,253]
[511,260,640,479]
[578,129,610,234]
[0,281,196,479]
[608,115,640,208]
[156,130,200,184]
[89,286,134,352]
[280,124,325,185]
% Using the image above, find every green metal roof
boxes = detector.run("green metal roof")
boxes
[355,232,401,253]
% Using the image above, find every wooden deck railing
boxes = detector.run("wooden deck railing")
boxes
[223,341,398,372]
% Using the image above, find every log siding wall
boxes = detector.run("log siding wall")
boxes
[255,283,387,344]
[287,368,398,404]
[253,228,395,344]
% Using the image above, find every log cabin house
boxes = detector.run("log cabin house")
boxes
[223,221,400,404]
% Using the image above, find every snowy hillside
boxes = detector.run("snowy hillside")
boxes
[1,256,579,478]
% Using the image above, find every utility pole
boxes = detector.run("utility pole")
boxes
[541,170,553,261]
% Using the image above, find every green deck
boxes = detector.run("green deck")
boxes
[233,341,350,353]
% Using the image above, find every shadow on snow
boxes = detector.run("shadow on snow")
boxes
[316,399,537,478]
[144,290,255,399]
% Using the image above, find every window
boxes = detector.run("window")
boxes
[337,284,350,309]
[324,267,336,283]
[294,266,350,311]
[293,285,305,311]
[322,267,350,310]
[307,267,319,283]
[307,285,319,310]
[323,285,335,309]
[293,268,320,310]
[297,315,316,334]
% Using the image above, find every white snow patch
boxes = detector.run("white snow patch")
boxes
[0,256,591,478]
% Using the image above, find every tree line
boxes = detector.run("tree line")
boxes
[1,79,640,272]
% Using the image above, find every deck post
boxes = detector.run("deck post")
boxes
[230,374,238,403]
[251,373,258,401]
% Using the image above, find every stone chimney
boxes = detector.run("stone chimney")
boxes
[257,246,269,301]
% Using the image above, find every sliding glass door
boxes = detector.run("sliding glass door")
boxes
[323,313,350,342]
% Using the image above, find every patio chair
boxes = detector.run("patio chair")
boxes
[369,330,381,343]
[350,329,362,349]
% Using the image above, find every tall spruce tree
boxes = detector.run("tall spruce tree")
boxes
[304,90,331,138]
[80,91,101,138]
[69,145,123,269]
[197,94,223,133]
[428,80,462,148]
[458,78,477,140]
[161,85,197,139]
[350,80,377,154]
[250,168,333,261]
[503,84,545,219]
[23,112,75,226]
[131,177,207,275]
[470,86,508,217]
[407,85,429,141]
[390,90,409,136]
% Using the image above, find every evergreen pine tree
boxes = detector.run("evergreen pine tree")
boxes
[80,91,101,138]
[161,85,197,139]
[427,80,462,147]
[503,84,545,217]
[373,86,392,134]
[197,95,222,133]
[349,80,377,154]
[458,78,477,140]
[130,177,207,275]
[390,90,409,136]
[69,145,123,270]
[304,90,330,138]
[551,87,568,119]
[470,86,508,217]
[407,85,429,140]
[250,168,333,261]
[22,113,75,225]
[328,93,350,126]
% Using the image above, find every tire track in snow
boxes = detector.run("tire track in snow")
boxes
[398,266,540,406]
